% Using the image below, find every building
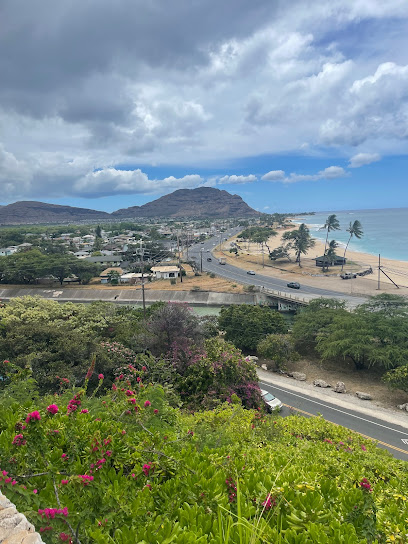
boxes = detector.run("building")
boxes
[120,272,151,284]
[151,266,180,279]
[100,267,124,284]
[314,255,346,267]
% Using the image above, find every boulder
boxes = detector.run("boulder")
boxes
[356,391,372,400]
[261,364,268,371]
[313,379,331,388]
[291,372,306,381]
[334,381,346,394]
[245,356,258,362]
[0,492,44,544]
[397,403,408,412]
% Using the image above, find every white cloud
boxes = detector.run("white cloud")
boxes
[263,205,270,209]
[261,170,285,181]
[264,165,348,184]
[349,152,381,168]
[74,169,204,197]
[218,174,257,184]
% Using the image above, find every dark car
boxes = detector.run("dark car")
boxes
[287,282,300,289]
[207,257,212,261]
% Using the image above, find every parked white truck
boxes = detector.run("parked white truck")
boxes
[218,257,226,265]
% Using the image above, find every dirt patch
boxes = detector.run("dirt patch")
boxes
[259,356,408,411]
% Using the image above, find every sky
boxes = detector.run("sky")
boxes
[0,0,408,213]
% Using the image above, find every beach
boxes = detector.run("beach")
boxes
[219,225,408,297]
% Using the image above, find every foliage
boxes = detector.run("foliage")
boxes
[141,302,204,356]
[341,220,363,271]
[383,364,408,393]
[238,226,277,252]
[282,224,315,266]
[0,364,407,543]
[291,298,348,352]
[257,334,299,370]
[0,249,98,285]
[168,337,262,410]
[268,245,291,262]
[219,305,288,352]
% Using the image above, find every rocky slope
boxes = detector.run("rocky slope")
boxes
[0,188,259,225]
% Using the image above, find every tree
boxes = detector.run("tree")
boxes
[107,270,121,285]
[320,214,340,270]
[218,304,287,351]
[383,364,408,393]
[257,334,299,370]
[239,226,277,254]
[291,298,347,352]
[269,245,292,262]
[282,223,315,267]
[142,303,204,356]
[341,220,363,271]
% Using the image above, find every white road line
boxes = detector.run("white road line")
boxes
[260,381,408,436]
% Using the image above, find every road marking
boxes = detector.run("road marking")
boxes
[283,403,408,456]
[260,381,408,435]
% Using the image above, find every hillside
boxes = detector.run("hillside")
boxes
[0,201,109,225]
[0,188,259,224]
[113,187,260,218]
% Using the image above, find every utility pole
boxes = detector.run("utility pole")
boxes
[377,254,381,290]
[139,240,146,317]
[200,249,203,273]
[177,231,183,283]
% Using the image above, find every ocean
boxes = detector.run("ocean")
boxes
[294,208,408,262]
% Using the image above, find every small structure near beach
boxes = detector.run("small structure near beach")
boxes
[314,255,346,267]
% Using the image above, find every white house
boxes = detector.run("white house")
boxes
[151,266,180,279]
[120,272,151,284]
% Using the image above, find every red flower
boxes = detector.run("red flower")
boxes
[154,409,159,414]
[142,463,153,476]
[80,409,89,414]
[142,366,147,372]
[61,480,69,485]
[98,374,104,380]
[12,434,26,446]
[144,400,151,408]
[359,478,372,492]
[47,404,59,415]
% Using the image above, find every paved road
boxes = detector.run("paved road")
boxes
[189,230,366,305]
[260,380,408,461]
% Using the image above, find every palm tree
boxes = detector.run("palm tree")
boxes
[320,214,340,257]
[325,239,339,265]
[283,223,315,267]
[341,220,363,271]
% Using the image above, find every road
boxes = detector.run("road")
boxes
[260,380,408,461]
[189,230,366,304]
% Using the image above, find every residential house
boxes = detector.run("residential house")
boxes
[100,267,124,284]
[314,255,346,267]
[151,266,180,279]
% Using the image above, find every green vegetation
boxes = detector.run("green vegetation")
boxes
[257,334,299,371]
[218,305,288,351]
[281,223,315,267]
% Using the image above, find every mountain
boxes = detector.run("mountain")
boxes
[0,201,110,225]
[112,187,259,218]
[0,188,259,225]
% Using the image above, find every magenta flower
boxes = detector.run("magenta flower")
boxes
[47,404,59,415]
[360,445,367,451]
[12,434,26,446]
[154,409,159,414]
[25,411,41,423]
[144,400,151,408]
[61,480,69,485]
[262,494,276,511]
[142,463,152,476]
[359,478,372,492]
[80,409,89,414]
[98,374,104,380]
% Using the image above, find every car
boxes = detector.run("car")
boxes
[340,272,357,280]
[287,282,300,289]
[247,270,256,275]
[207,257,212,261]
[260,389,282,412]
[206,249,210,252]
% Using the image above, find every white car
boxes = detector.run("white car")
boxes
[261,389,282,411]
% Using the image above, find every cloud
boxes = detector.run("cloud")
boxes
[263,165,348,183]
[261,170,285,181]
[218,174,257,184]
[348,152,381,168]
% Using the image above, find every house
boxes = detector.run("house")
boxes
[100,267,124,284]
[151,266,180,279]
[74,251,90,258]
[85,256,124,266]
[0,247,17,256]
[314,255,346,267]
[120,272,152,284]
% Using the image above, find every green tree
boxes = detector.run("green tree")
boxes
[383,364,408,393]
[257,334,299,370]
[282,223,315,267]
[218,304,287,351]
[341,220,363,271]
[291,298,347,352]
[107,270,121,285]
[320,214,340,270]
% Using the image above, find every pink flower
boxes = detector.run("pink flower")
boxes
[262,494,276,511]
[121,430,126,435]
[98,374,104,380]
[105,450,112,457]
[154,409,159,414]
[131,473,136,478]
[4,478,12,484]
[3,359,9,364]
[142,463,152,476]
[359,478,372,492]
[136,377,141,382]
[25,411,41,423]
[142,366,147,372]
[47,404,59,415]
[80,409,89,414]
[61,453,68,460]
[59,533,70,541]
[360,445,367,451]
[11,480,17,486]
[61,480,69,485]
[33,489,38,494]
[12,434,26,446]
[144,400,151,408]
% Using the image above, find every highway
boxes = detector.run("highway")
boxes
[260,380,408,461]
[189,230,366,304]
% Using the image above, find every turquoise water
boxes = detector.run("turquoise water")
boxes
[294,208,408,262]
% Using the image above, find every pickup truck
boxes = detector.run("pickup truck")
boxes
[340,272,357,279]
[218,257,226,265]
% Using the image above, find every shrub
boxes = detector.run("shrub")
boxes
[257,334,299,370]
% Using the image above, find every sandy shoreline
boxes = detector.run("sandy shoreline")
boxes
[220,224,408,297]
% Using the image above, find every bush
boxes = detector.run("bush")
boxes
[170,278,176,285]
[257,334,299,370]
[218,304,287,351]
